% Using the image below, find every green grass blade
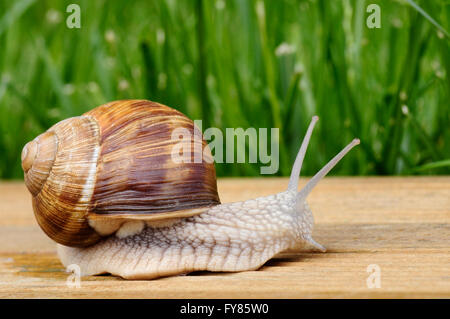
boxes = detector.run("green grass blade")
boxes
[406,0,449,38]
[0,0,36,37]
[414,159,450,172]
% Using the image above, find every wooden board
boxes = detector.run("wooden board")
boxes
[0,177,448,298]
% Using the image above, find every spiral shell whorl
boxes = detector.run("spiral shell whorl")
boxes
[21,140,37,173]
[85,100,220,216]
[28,116,102,247]
[22,131,58,196]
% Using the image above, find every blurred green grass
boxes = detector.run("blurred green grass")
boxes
[0,0,449,179]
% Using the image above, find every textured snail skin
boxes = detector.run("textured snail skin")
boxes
[57,191,323,279]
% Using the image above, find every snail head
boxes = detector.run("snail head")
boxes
[286,116,359,250]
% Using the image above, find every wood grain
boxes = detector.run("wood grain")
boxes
[0,177,449,298]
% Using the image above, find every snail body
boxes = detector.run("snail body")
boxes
[22,99,359,279]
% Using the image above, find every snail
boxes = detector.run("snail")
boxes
[21,99,359,279]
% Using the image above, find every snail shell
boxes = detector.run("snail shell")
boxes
[21,100,220,247]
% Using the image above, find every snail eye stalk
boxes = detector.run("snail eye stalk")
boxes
[287,116,319,192]
[297,138,360,200]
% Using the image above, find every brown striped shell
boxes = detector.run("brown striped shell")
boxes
[21,100,220,247]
